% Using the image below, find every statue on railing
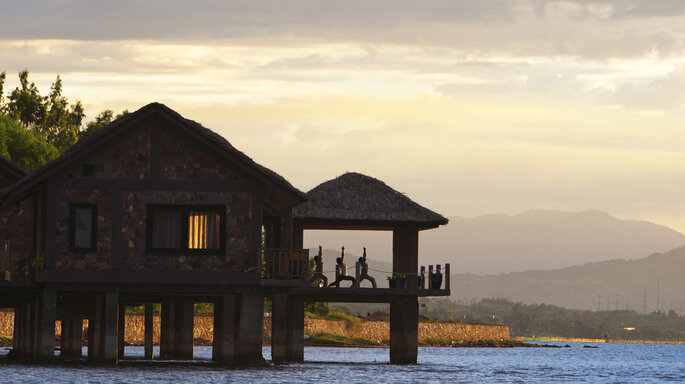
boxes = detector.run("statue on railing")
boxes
[328,246,356,287]
[308,246,328,287]
[357,247,377,288]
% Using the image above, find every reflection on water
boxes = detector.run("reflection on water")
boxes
[2,343,684,383]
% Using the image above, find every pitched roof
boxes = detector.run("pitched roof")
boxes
[0,155,27,183]
[293,172,448,230]
[1,102,306,204]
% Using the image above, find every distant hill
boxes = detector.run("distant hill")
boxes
[305,209,685,274]
[450,246,685,313]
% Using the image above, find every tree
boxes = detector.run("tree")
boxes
[80,108,129,139]
[0,70,128,168]
[0,115,58,171]
[4,70,85,153]
[5,69,46,129]
[0,72,5,106]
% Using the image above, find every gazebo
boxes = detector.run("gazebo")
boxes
[291,172,449,364]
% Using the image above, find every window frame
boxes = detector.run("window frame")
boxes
[69,203,98,253]
[146,204,226,255]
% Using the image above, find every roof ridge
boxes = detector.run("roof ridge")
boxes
[1,102,306,204]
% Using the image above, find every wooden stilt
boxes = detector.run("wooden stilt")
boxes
[144,302,154,359]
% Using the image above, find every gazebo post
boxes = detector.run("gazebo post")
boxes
[292,222,304,250]
[390,223,419,364]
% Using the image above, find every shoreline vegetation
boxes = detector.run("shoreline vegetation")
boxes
[515,336,685,345]
[2,302,684,349]
[3,333,683,350]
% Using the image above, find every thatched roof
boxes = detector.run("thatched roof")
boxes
[1,102,306,206]
[293,172,448,230]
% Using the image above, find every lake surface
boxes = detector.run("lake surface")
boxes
[1,343,684,383]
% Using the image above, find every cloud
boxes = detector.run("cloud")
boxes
[535,0,685,19]
[0,0,517,41]
[4,0,685,61]
[611,65,685,110]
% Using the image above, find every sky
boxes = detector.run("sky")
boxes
[4,0,685,232]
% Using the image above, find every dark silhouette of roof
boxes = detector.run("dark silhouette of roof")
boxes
[0,155,27,184]
[0,102,306,204]
[293,172,448,230]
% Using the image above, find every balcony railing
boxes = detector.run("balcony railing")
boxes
[262,248,309,280]
[418,263,450,291]
[0,243,10,281]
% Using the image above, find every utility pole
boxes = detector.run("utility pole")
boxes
[642,289,647,314]
[657,277,660,313]
[616,293,619,311]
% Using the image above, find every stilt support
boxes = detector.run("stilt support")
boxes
[37,287,57,363]
[144,302,154,359]
[61,319,83,357]
[213,294,236,364]
[236,291,267,365]
[389,297,418,364]
[88,290,119,365]
[271,294,305,364]
[160,301,193,359]
[117,305,126,359]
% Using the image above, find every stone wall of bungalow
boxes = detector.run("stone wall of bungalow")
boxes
[119,190,252,271]
[50,119,257,273]
[53,189,252,272]
[0,196,35,277]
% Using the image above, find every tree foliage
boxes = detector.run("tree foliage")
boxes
[421,298,685,341]
[0,115,58,171]
[80,108,129,139]
[2,70,85,153]
[0,69,126,169]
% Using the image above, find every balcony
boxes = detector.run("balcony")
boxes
[294,261,450,302]
[262,248,310,284]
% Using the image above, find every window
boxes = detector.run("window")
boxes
[70,204,97,252]
[147,205,225,254]
[82,163,96,177]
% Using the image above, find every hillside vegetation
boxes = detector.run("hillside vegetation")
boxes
[450,246,685,311]
[422,298,685,341]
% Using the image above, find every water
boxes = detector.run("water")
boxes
[1,343,684,383]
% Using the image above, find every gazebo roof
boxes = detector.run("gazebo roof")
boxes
[293,172,448,230]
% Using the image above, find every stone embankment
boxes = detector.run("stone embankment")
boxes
[0,312,509,345]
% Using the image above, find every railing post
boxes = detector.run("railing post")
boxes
[428,265,434,289]
[335,264,340,287]
[445,263,450,291]
[420,266,425,290]
[302,249,310,280]
[354,262,360,288]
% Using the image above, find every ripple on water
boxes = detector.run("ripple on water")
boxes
[0,344,684,383]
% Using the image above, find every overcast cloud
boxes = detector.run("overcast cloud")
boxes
[3,0,685,234]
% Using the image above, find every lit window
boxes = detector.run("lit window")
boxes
[188,210,221,250]
[147,205,225,254]
[70,204,97,252]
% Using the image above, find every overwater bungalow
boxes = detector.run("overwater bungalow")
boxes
[0,103,449,366]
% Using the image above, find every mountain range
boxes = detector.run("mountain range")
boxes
[305,209,685,274]
[308,210,685,312]
[322,246,685,313]
[450,246,685,313]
